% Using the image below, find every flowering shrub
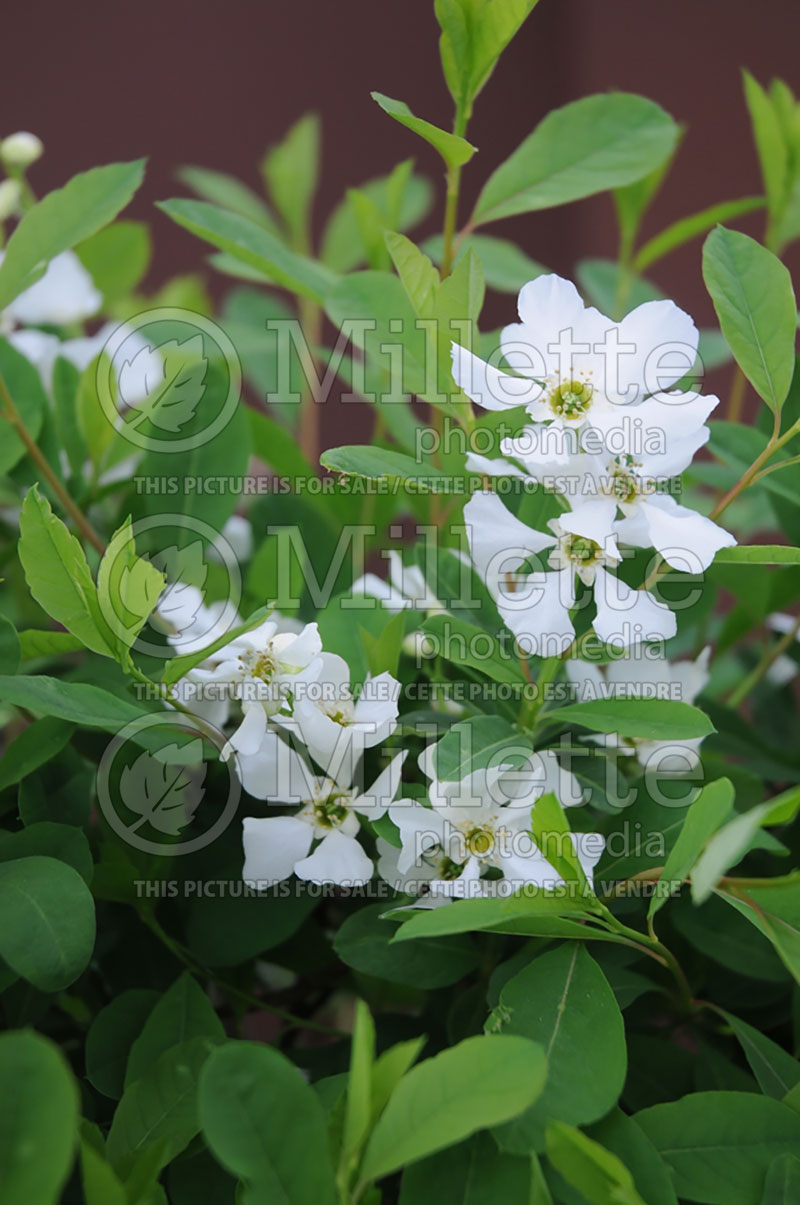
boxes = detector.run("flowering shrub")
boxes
[2,4,800,1203]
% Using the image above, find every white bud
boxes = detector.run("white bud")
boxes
[1,132,44,169]
[0,178,21,220]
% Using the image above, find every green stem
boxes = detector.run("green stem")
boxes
[727,612,800,707]
[140,909,347,1038]
[440,107,469,279]
[0,368,106,555]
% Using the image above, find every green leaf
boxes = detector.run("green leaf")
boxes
[545,1121,645,1205]
[743,71,788,226]
[702,226,797,412]
[198,1042,337,1205]
[489,944,626,1152]
[18,486,115,658]
[636,1091,800,1205]
[0,615,19,676]
[371,93,476,168]
[157,199,336,303]
[0,675,150,737]
[79,1135,127,1205]
[261,113,320,246]
[0,855,95,991]
[587,1109,678,1205]
[107,1037,218,1174]
[399,1131,536,1205]
[321,445,449,489]
[370,1037,427,1121]
[424,231,547,292]
[184,887,316,968]
[0,337,47,474]
[719,881,800,985]
[432,714,532,779]
[335,903,478,987]
[436,0,540,112]
[0,716,72,792]
[125,973,225,1086]
[392,891,603,944]
[359,1034,547,1183]
[97,517,166,658]
[341,1000,376,1182]
[0,822,93,884]
[386,231,440,316]
[86,990,160,1099]
[161,605,270,686]
[17,629,86,660]
[543,698,715,740]
[75,220,151,304]
[634,196,764,272]
[474,94,678,224]
[530,791,591,892]
[76,353,116,470]
[0,1031,79,1205]
[421,612,526,684]
[712,545,800,564]
[321,164,433,273]
[177,166,279,232]
[692,786,800,904]
[0,159,145,309]
[762,1154,800,1203]
[720,1010,800,1099]
[650,778,735,918]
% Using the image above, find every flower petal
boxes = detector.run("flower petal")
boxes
[294,830,374,886]
[592,565,676,648]
[242,815,313,887]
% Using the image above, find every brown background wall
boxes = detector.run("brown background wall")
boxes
[3,0,799,434]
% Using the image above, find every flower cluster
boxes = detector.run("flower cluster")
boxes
[454,275,736,655]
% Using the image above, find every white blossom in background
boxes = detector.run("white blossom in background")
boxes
[1,249,101,327]
[383,743,602,899]
[565,646,712,773]
[0,131,43,168]
[351,550,441,613]
[241,736,406,887]
[451,274,703,457]
[766,613,800,686]
[464,490,675,654]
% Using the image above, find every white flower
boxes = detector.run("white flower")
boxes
[465,490,676,654]
[8,319,161,406]
[1,131,43,168]
[766,613,800,686]
[189,619,323,757]
[278,652,400,778]
[351,550,441,613]
[452,275,701,453]
[242,741,406,887]
[565,646,712,773]
[3,249,101,326]
[386,747,601,899]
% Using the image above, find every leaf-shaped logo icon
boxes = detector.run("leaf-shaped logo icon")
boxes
[124,334,208,433]
[119,740,206,837]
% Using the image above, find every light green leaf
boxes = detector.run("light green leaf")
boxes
[261,113,320,246]
[488,945,626,1152]
[546,1121,645,1205]
[370,1037,427,1122]
[543,698,715,740]
[0,159,145,309]
[386,231,440,317]
[421,612,526,684]
[432,714,532,779]
[341,1000,376,1182]
[743,71,788,225]
[650,777,735,917]
[474,93,678,224]
[18,487,115,658]
[177,166,279,232]
[321,164,433,273]
[198,1042,337,1205]
[0,1031,79,1205]
[76,220,152,304]
[692,786,800,903]
[712,545,800,564]
[436,0,540,111]
[371,93,476,168]
[0,675,159,746]
[587,1109,678,1205]
[702,226,796,412]
[530,791,591,891]
[634,196,764,271]
[636,1091,800,1205]
[157,199,336,303]
[321,445,449,489]
[359,1034,547,1183]
[0,855,95,991]
[97,517,166,658]
[424,231,547,292]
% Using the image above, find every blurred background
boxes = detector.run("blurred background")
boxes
[3,0,798,436]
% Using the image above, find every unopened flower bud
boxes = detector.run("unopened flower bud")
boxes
[0,178,21,220]
[1,132,44,169]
